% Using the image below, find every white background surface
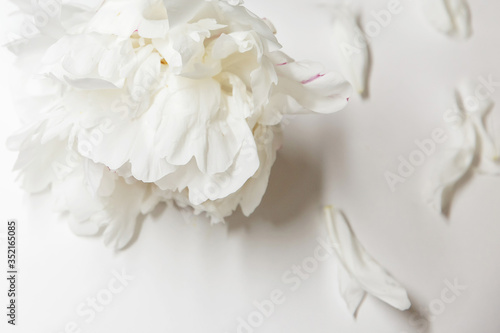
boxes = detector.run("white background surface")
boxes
[1,1,500,332]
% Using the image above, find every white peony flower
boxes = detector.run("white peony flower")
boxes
[426,79,499,216]
[421,0,472,39]
[324,206,411,315]
[6,0,351,248]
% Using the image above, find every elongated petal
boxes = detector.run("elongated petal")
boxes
[422,0,472,39]
[331,6,370,97]
[324,206,411,313]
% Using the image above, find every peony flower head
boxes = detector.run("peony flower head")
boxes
[6,0,351,248]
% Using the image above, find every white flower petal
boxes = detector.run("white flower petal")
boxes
[42,33,135,89]
[331,6,370,97]
[422,0,472,39]
[8,120,73,193]
[55,168,152,250]
[53,164,105,229]
[60,0,105,33]
[89,0,169,38]
[153,18,225,77]
[265,60,351,121]
[324,206,411,313]
[238,125,281,216]
[212,1,281,52]
[101,180,150,249]
[427,79,499,214]
[164,0,207,28]
[83,159,106,196]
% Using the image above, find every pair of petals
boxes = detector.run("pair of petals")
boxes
[427,79,499,215]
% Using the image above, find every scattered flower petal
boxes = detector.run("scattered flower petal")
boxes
[324,206,411,315]
[330,5,371,98]
[426,79,499,215]
[422,0,472,39]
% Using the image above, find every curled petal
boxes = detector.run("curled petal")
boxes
[262,52,351,125]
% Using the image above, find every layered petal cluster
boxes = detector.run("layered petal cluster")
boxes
[324,206,411,315]
[427,79,499,215]
[6,0,351,248]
